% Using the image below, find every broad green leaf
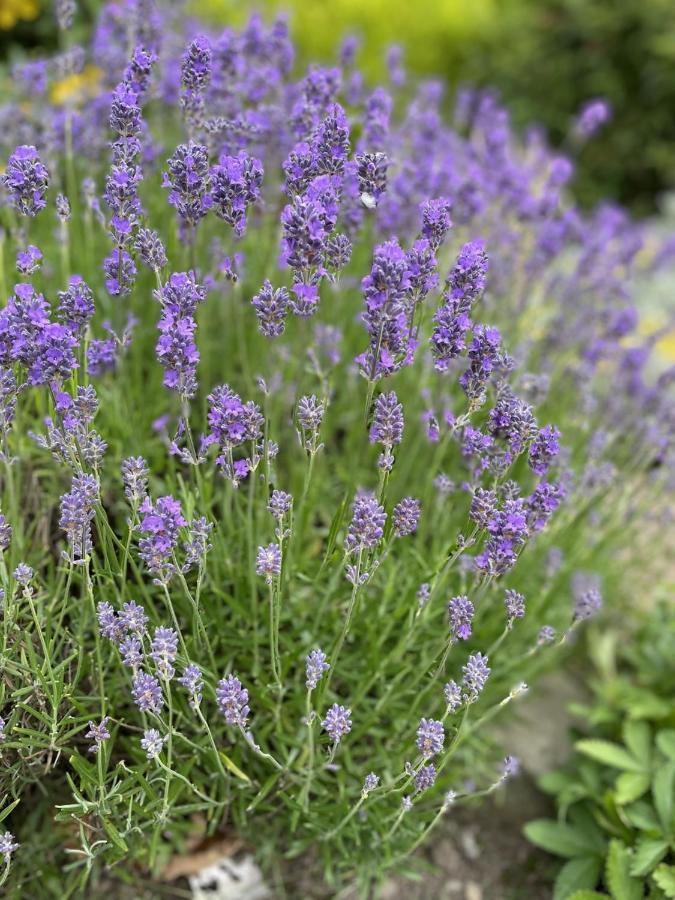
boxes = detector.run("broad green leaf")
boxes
[629,838,669,877]
[653,763,675,833]
[656,731,675,763]
[623,721,651,764]
[623,801,661,833]
[653,864,675,898]
[523,819,602,859]
[615,772,651,805]
[576,740,646,773]
[554,857,601,900]
[605,840,643,900]
[539,770,578,795]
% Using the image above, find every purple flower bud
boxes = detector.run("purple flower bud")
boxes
[178,664,203,708]
[321,703,352,744]
[415,764,437,793]
[462,652,490,702]
[392,497,421,537]
[416,718,444,758]
[444,680,463,712]
[504,590,525,627]
[369,392,404,448]
[252,280,289,338]
[305,648,330,690]
[141,728,166,759]
[216,674,250,727]
[256,543,282,583]
[345,493,386,554]
[132,672,164,714]
[150,626,178,679]
[85,717,111,754]
[448,596,475,641]
[2,145,49,216]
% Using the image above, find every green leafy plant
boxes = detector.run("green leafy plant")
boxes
[525,605,675,899]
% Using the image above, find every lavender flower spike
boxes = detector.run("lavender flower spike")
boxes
[322,703,352,746]
[216,674,250,727]
[305,648,330,690]
[416,718,444,758]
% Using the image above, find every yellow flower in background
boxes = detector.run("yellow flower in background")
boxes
[0,0,39,30]
[51,65,103,106]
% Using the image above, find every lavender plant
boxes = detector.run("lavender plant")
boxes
[0,4,673,896]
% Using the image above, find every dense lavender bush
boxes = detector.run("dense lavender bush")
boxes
[0,3,673,896]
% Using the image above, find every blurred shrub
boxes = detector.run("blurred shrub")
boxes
[465,0,675,214]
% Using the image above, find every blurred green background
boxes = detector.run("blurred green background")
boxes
[3,0,675,214]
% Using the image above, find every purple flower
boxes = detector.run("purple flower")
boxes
[573,579,603,621]
[268,490,293,521]
[163,141,211,228]
[118,600,148,637]
[475,497,529,576]
[154,271,206,399]
[363,772,380,794]
[120,635,142,669]
[181,35,212,93]
[132,672,164,714]
[460,325,504,401]
[207,384,264,483]
[392,497,421,537]
[109,82,141,139]
[0,513,12,551]
[447,241,488,304]
[211,152,263,236]
[415,764,437,793]
[252,280,289,337]
[321,703,352,744]
[178,664,203,708]
[416,718,444,758]
[574,98,611,139]
[355,151,388,207]
[528,425,561,475]
[150,626,178,679]
[538,625,556,644]
[462,652,490,702]
[103,248,136,297]
[134,228,167,272]
[501,755,520,780]
[121,457,149,506]
[345,493,386,554]
[0,831,19,863]
[141,728,166,760]
[97,601,123,643]
[256,543,282,583]
[448,595,475,641]
[85,717,111,753]
[526,481,565,532]
[138,495,187,583]
[2,145,49,216]
[16,244,42,275]
[421,198,452,251]
[369,392,404,449]
[444,680,463,712]
[488,389,537,455]
[305,648,330,690]
[358,239,411,380]
[57,276,94,337]
[504,590,525,627]
[59,473,98,563]
[216,674,250,727]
